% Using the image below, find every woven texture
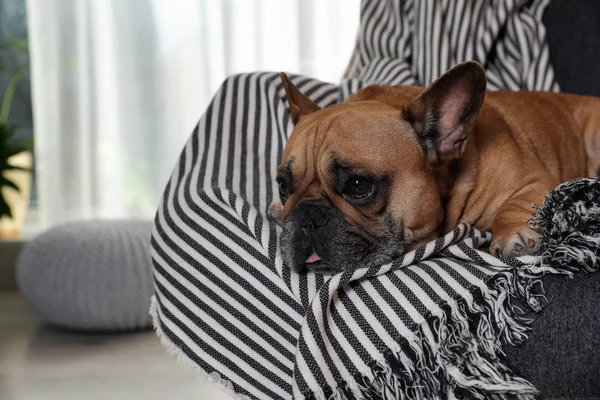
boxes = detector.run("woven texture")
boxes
[150,0,568,399]
[532,178,600,273]
[18,220,154,331]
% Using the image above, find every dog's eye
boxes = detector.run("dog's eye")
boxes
[277,177,291,197]
[343,176,374,200]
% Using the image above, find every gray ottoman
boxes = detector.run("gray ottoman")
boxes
[17,220,154,332]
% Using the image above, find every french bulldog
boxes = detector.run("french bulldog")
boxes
[272,62,600,274]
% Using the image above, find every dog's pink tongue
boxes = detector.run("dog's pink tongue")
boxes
[305,253,322,264]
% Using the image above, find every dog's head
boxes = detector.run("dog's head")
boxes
[274,62,486,274]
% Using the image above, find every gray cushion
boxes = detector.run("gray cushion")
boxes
[17,220,154,331]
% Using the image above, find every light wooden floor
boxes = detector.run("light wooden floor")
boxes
[0,292,231,400]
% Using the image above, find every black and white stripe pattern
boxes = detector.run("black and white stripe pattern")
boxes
[150,1,560,399]
[344,0,558,90]
[290,225,544,399]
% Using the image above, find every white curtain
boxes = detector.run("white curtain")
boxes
[26,0,360,230]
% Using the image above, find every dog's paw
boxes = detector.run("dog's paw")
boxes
[490,226,542,258]
[268,200,284,226]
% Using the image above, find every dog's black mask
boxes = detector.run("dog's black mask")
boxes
[279,198,407,275]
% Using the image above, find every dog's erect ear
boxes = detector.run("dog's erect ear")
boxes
[403,61,487,165]
[280,72,321,125]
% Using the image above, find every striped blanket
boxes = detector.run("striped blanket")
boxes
[150,0,569,399]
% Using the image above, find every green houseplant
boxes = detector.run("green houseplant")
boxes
[0,38,32,237]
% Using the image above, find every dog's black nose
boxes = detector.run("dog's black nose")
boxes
[297,199,329,228]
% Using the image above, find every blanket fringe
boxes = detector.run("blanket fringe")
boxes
[309,267,547,400]
[149,296,252,400]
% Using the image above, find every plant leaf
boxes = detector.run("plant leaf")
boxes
[0,64,28,125]
[0,176,20,192]
[4,164,31,173]
[17,138,34,149]
[0,124,33,163]
[5,144,32,158]
[6,38,28,52]
[0,38,32,218]
[0,196,12,219]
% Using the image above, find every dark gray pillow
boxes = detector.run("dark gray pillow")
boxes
[544,0,600,96]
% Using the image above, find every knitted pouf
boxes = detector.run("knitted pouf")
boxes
[17,220,154,332]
